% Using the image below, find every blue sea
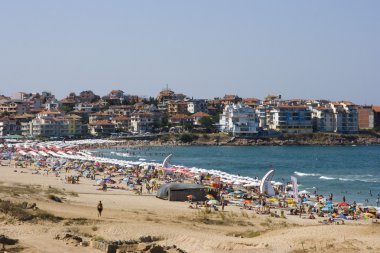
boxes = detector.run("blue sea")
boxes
[96,145,380,205]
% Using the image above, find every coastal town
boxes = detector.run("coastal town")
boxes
[0,88,379,140]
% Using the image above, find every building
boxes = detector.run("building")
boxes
[269,106,312,134]
[330,102,358,134]
[16,114,35,137]
[0,100,30,115]
[43,98,60,110]
[19,109,85,138]
[111,116,130,132]
[187,99,208,114]
[79,90,99,103]
[130,112,155,133]
[0,117,20,136]
[242,98,260,108]
[357,106,374,129]
[102,90,126,105]
[106,105,133,116]
[169,114,193,127]
[167,101,188,115]
[220,95,242,105]
[256,105,269,129]
[156,88,175,103]
[312,107,336,132]
[88,120,115,136]
[89,112,111,124]
[28,118,67,138]
[60,98,77,110]
[73,103,100,113]
[373,106,380,129]
[66,114,86,136]
[192,112,211,126]
[219,103,260,137]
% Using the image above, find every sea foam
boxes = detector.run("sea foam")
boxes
[319,176,336,180]
[294,171,320,177]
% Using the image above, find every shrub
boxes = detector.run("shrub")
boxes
[179,133,198,143]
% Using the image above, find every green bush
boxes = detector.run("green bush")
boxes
[179,133,198,143]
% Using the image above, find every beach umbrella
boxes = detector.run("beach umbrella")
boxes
[242,199,252,204]
[268,197,279,202]
[337,201,350,207]
[96,180,105,185]
[286,199,294,204]
[299,190,309,194]
[364,213,375,218]
[205,194,215,200]
[243,182,261,187]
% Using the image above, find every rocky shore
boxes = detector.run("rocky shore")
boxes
[151,132,380,147]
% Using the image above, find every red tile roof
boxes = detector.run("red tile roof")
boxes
[112,116,129,121]
[278,105,309,109]
[373,106,380,113]
[170,114,193,120]
[39,110,62,115]
[192,112,210,117]
[90,120,113,125]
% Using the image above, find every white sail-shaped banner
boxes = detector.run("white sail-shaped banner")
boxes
[260,169,276,196]
[162,154,173,168]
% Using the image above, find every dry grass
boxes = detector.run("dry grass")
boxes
[0,184,40,196]
[63,217,90,226]
[45,186,65,195]
[186,210,255,226]
[0,199,62,222]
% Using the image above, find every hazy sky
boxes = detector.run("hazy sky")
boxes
[0,1,379,104]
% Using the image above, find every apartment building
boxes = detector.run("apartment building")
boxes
[187,99,208,114]
[0,100,29,115]
[0,117,20,136]
[269,106,312,134]
[219,103,259,137]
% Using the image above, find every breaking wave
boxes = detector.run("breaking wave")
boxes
[319,176,336,180]
[294,171,321,177]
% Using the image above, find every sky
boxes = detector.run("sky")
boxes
[0,1,379,104]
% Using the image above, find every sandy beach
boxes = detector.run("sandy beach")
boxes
[0,162,379,253]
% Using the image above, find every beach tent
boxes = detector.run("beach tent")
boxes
[156,183,207,201]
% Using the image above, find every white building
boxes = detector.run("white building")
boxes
[187,99,208,114]
[330,102,358,134]
[0,117,20,136]
[130,112,155,133]
[312,107,335,132]
[219,103,259,137]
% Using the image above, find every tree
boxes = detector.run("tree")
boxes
[179,133,198,143]
[59,105,74,114]
[198,116,215,133]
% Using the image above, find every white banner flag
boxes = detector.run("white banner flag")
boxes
[291,176,298,196]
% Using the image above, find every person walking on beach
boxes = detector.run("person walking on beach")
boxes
[97,201,103,217]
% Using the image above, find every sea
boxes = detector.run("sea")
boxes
[95,145,380,205]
